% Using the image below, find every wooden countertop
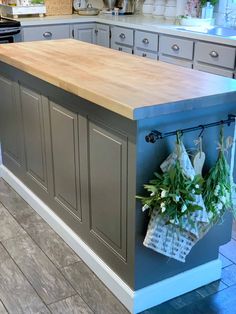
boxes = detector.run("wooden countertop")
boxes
[0,39,236,120]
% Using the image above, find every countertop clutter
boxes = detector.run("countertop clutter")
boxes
[0,39,236,119]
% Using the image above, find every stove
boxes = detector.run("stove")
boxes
[0,16,21,43]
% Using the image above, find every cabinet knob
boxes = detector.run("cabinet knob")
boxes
[118,47,123,51]
[119,33,126,39]
[142,53,147,57]
[171,44,180,51]
[95,29,98,34]
[142,38,149,45]
[43,31,52,38]
[209,50,219,58]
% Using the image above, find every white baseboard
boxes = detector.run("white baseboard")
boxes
[0,165,222,314]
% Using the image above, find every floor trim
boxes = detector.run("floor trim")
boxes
[0,165,222,314]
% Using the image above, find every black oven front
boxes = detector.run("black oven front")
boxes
[0,35,14,44]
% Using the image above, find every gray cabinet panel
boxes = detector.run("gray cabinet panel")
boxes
[111,43,133,54]
[159,35,194,60]
[194,63,233,78]
[135,30,158,52]
[73,23,95,44]
[111,26,133,46]
[0,75,24,172]
[50,102,82,220]
[96,24,110,48]
[159,54,192,68]
[20,86,49,191]
[88,120,127,259]
[134,48,158,60]
[23,25,70,42]
[195,42,236,70]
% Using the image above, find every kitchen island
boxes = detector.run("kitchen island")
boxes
[0,39,236,313]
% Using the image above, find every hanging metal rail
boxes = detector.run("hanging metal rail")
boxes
[145,114,236,144]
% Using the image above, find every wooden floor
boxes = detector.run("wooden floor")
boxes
[0,178,235,314]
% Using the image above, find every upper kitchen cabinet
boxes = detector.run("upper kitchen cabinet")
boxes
[22,24,70,42]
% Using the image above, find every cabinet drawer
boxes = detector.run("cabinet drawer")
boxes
[134,48,157,60]
[159,54,192,68]
[195,42,236,70]
[135,31,158,52]
[111,26,133,46]
[194,63,233,78]
[23,25,70,42]
[111,43,133,54]
[159,35,194,60]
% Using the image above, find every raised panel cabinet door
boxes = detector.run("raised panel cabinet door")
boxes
[73,23,95,44]
[20,85,50,194]
[50,102,82,220]
[0,76,24,172]
[88,120,128,260]
[95,24,110,48]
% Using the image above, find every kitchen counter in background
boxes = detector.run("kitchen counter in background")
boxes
[16,14,236,46]
[0,39,236,313]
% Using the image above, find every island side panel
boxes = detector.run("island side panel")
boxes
[135,105,235,290]
[0,63,137,289]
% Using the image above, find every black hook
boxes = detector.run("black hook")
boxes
[198,125,205,138]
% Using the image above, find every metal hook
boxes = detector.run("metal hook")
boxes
[198,125,205,138]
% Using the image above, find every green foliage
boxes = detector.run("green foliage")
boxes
[200,0,218,7]
[31,0,44,4]
[203,129,232,223]
[137,156,205,226]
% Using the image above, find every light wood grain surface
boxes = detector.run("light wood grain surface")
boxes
[0,39,236,120]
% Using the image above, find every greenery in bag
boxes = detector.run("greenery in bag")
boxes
[200,0,218,7]
[203,129,232,223]
[137,136,205,226]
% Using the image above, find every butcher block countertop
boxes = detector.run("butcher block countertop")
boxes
[0,39,236,120]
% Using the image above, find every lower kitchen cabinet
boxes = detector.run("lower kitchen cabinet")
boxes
[20,85,53,198]
[95,23,110,48]
[22,24,70,41]
[0,75,25,177]
[73,23,96,44]
[50,102,82,221]
[0,68,134,286]
[73,23,110,47]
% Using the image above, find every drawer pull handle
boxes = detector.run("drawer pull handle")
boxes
[43,31,52,38]
[118,47,123,51]
[142,53,147,57]
[171,44,180,51]
[209,51,219,58]
[95,29,98,34]
[119,33,126,39]
[142,38,149,45]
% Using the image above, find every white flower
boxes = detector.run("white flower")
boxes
[217,203,223,210]
[214,190,219,196]
[150,192,155,197]
[142,204,149,212]
[160,202,165,208]
[215,185,220,192]
[161,190,167,198]
[191,189,196,194]
[175,195,180,202]
[161,206,166,213]
[195,184,200,189]
[208,212,214,219]
[181,204,187,213]
[170,217,179,224]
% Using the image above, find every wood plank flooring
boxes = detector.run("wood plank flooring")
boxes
[0,178,236,314]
